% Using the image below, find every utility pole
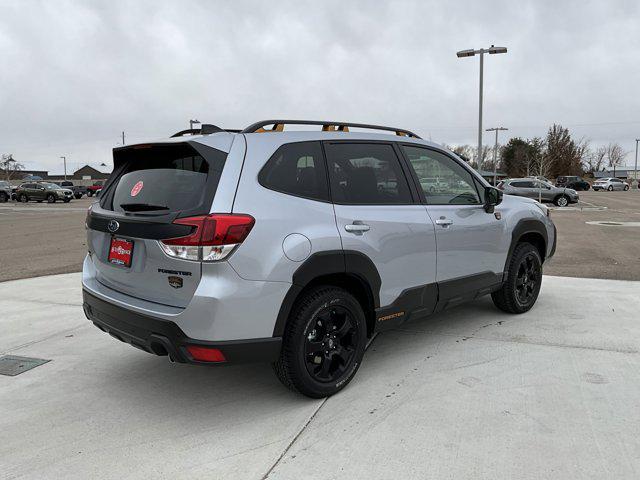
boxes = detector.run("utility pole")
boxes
[486,127,508,185]
[456,45,508,170]
[634,138,639,187]
[60,156,67,181]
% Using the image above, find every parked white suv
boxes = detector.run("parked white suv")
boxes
[83,120,557,398]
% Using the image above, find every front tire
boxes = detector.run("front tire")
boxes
[624,185,629,191]
[273,286,367,398]
[19,193,28,203]
[0,192,7,203]
[607,185,613,191]
[554,195,569,207]
[492,242,543,314]
[87,191,94,197]
[47,194,56,203]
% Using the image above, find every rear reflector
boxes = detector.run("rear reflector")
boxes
[159,214,255,262]
[186,345,226,363]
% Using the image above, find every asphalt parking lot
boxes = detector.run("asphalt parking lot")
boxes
[1,273,639,479]
[1,190,639,282]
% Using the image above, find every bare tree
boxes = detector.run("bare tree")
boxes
[605,143,628,168]
[584,146,607,173]
[1,154,24,181]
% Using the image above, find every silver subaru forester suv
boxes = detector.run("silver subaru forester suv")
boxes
[83,120,557,398]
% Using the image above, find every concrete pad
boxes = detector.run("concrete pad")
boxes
[1,274,640,479]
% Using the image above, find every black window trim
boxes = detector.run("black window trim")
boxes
[322,139,420,206]
[257,140,331,204]
[396,142,488,206]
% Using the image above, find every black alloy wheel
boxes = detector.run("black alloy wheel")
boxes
[304,305,358,383]
[47,194,56,203]
[492,242,543,314]
[19,194,28,203]
[274,286,367,398]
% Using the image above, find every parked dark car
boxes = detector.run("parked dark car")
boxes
[58,180,88,199]
[0,180,11,202]
[15,182,73,203]
[555,175,590,191]
[87,180,104,197]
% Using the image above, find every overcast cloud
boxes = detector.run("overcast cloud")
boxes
[1,0,639,173]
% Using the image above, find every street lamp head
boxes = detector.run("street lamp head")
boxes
[456,49,476,58]
[488,46,507,54]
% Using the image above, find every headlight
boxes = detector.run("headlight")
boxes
[534,202,550,217]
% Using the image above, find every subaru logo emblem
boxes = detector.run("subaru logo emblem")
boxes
[107,220,120,233]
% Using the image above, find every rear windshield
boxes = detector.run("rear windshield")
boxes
[105,143,227,215]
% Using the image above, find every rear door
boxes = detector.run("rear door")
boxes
[86,140,233,307]
[400,145,506,284]
[324,141,437,308]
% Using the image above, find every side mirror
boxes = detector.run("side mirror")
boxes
[484,186,503,213]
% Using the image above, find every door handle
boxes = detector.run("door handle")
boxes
[345,223,370,234]
[435,217,453,227]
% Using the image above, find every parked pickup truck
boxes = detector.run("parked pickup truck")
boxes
[58,181,88,199]
[87,180,104,197]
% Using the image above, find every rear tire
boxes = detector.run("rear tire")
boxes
[554,195,569,207]
[492,242,543,314]
[607,185,613,191]
[273,286,367,398]
[624,185,629,191]
[0,192,7,203]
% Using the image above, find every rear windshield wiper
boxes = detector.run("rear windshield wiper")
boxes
[119,203,170,212]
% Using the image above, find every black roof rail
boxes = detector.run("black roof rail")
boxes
[170,124,227,138]
[241,120,421,139]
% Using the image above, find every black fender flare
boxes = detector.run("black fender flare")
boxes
[272,250,381,337]
[504,219,548,272]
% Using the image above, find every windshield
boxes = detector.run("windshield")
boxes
[43,183,59,190]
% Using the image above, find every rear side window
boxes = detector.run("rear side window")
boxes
[258,141,328,201]
[325,143,412,204]
[106,143,226,214]
[510,181,534,188]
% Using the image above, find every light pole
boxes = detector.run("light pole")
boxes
[486,127,508,185]
[189,119,200,130]
[635,139,639,187]
[457,45,508,170]
[60,156,67,181]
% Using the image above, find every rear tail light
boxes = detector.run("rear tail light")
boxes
[186,345,226,362]
[159,214,254,262]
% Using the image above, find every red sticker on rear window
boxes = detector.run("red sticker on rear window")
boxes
[130,181,144,197]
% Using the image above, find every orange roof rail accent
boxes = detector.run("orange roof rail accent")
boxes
[255,123,284,133]
[242,120,421,138]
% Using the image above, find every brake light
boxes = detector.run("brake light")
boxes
[159,214,254,262]
[186,345,226,362]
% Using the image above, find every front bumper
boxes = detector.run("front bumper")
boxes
[83,289,282,365]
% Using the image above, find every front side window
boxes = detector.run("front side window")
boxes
[258,141,328,201]
[325,143,412,205]
[402,146,480,205]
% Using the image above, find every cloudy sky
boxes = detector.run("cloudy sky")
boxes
[1,0,639,173]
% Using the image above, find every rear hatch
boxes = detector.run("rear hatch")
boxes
[86,141,229,308]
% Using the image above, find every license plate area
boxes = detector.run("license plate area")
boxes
[108,237,134,267]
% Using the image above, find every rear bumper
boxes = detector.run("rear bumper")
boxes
[83,289,282,365]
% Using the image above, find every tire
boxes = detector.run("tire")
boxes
[19,193,28,203]
[273,286,367,398]
[47,194,56,203]
[492,242,543,314]
[0,192,7,203]
[87,191,94,197]
[64,198,71,203]
[554,195,569,207]
[607,185,613,191]
[75,194,82,199]
[624,185,629,191]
